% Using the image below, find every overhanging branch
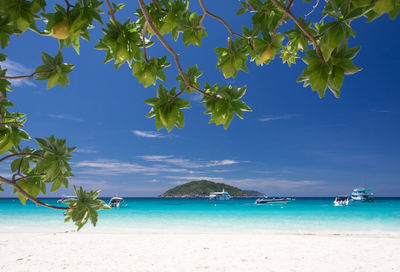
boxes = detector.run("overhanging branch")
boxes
[0,175,70,210]
[138,0,216,99]
[270,0,323,59]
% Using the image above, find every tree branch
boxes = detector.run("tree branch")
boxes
[272,0,294,43]
[0,122,22,127]
[0,153,44,163]
[64,0,74,14]
[0,176,70,210]
[138,0,216,98]
[198,0,252,51]
[14,173,46,182]
[305,0,320,19]
[105,0,121,32]
[270,0,323,60]
[0,70,53,80]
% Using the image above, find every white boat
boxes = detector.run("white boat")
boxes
[108,196,125,207]
[209,189,231,200]
[334,195,349,206]
[57,195,77,204]
[255,196,294,204]
[351,188,374,202]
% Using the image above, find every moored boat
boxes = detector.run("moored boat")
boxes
[334,195,349,206]
[108,196,126,207]
[209,189,231,200]
[255,196,294,204]
[351,188,374,202]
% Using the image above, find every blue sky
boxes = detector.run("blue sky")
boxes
[1,1,400,197]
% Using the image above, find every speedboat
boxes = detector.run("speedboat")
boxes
[209,189,231,200]
[108,196,126,207]
[351,188,374,202]
[334,195,349,206]
[57,195,77,204]
[255,196,294,204]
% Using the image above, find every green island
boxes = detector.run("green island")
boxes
[159,180,263,198]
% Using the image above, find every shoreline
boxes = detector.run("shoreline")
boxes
[1,225,400,237]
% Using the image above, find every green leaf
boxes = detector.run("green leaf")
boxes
[328,66,344,98]
[333,58,362,74]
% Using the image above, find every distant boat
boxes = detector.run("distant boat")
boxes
[334,195,349,206]
[209,189,231,200]
[108,196,126,208]
[57,195,77,204]
[255,196,294,204]
[351,188,375,202]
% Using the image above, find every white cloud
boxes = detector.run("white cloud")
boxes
[1,59,35,87]
[75,148,97,154]
[258,114,300,122]
[165,176,225,182]
[138,155,240,169]
[73,159,188,176]
[132,130,166,138]
[370,109,392,113]
[48,114,82,121]
[225,177,324,190]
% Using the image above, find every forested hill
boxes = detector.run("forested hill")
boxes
[159,180,263,198]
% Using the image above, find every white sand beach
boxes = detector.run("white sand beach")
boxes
[0,229,399,272]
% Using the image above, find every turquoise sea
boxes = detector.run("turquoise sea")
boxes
[0,198,399,233]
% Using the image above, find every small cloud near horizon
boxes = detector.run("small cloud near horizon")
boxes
[258,114,300,122]
[138,155,240,168]
[132,130,166,138]
[370,109,392,113]
[48,114,83,122]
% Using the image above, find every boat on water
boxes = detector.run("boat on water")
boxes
[334,195,349,206]
[209,189,231,200]
[57,195,77,204]
[255,196,294,204]
[108,196,126,208]
[351,188,375,202]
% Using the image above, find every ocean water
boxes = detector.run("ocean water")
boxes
[0,198,399,233]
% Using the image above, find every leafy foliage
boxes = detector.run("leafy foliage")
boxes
[64,186,110,231]
[34,51,74,89]
[132,56,170,87]
[95,18,143,69]
[144,84,190,132]
[202,85,251,129]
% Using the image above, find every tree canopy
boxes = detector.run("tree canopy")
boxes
[0,0,398,229]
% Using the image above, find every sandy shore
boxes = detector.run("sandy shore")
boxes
[0,229,399,272]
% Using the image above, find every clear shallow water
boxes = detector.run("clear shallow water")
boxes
[0,198,399,233]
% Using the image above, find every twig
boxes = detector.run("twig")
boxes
[142,21,149,62]
[11,158,24,181]
[198,0,252,52]
[246,0,257,12]
[0,122,22,127]
[0,70,53,80]
[0,175,70,210]
[169,87,187,104]
[152,0,161,12]
[138,0,216,99]
[270,0,323,60]
[0,153,44,163]
[305,0,320,19]
[105,0,121,32]
[64,0,74,14]
[272,0,294,43]
[14,174,46,182]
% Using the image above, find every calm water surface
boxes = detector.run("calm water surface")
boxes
[0,198,399,233]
